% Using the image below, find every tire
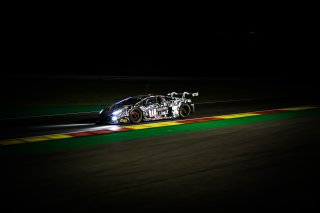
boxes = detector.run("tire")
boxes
[129,108,143,124]
[179,103,191,118]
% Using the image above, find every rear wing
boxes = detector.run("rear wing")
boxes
[167,92,199,98]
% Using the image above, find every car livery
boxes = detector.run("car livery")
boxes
[98,92,199,124]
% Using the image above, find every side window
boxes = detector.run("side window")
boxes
[146,100,150,106]
[158,97,165,104]
[146,98,157,106]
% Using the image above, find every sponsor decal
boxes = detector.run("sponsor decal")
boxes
[120,118,129,123]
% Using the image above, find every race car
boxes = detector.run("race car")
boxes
[98,92,199,124]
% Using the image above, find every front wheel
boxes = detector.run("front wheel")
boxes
[129,108,143,124]
[179,104,191,118]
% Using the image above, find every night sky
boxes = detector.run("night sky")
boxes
[5,30,317,80]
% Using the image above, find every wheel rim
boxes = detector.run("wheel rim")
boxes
[131,110,141,121]
[180,106,190,117]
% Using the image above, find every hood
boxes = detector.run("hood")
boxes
[106,105,132,115]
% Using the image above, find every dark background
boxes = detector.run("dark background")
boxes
[3,29,317,84]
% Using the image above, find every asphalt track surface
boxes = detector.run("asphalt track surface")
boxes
[1,97,320,212]
[0,96,319,140]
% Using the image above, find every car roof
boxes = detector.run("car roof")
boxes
[131,94,169,100]
[132,95,149,99]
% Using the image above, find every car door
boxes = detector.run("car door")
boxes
[145,97,159,118]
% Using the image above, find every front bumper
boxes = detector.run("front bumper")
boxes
[99,113,129,124]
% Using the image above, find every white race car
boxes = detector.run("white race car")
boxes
[98,92,198,124]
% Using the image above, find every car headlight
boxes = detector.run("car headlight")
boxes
[99,109,104,114]
[112,109,122,115]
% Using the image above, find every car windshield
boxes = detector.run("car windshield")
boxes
[109,97,141,110]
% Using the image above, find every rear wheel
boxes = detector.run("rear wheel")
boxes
[179,104,191,118]
[129,108,143,124]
